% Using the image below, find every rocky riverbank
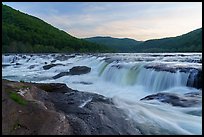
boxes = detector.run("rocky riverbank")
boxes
[2,79,141,135]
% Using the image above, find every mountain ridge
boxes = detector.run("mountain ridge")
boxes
[85,28,202,52]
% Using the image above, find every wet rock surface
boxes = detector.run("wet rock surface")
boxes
[43,63,65,70]
[2,79,141,135]
[28,65,37,69]
[69,66,91,75]
[187,70,202,89]
[72,81,93,85]
[52,66,91,79]
[140,92,202,107]
[52,72,70,79]
[144,63,201,73]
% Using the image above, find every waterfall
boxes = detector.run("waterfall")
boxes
[98,61,191,92]
[2,55,18,64]
[135,69,190,92]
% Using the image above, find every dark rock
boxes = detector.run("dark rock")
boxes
[163,55,174,57]
[43,63,65,70]
[28,65,36,69]
[187,70,202,89]
[22,56,26,59]
[26,58,31,62]
[72,81,93,85]
[140,92,201,107]
[11,56,18,63]
[46,85,140,135]
[144,64,201,73]
[52,72,69,79]
[15,63,22,65]
[111,65,123,69]
[35,83,75,93]
[69,66,91,75]
[44,62,48,64]
[2,64,11,68]
[51,60,57,63]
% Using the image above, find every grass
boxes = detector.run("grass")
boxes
[9,92,28,106]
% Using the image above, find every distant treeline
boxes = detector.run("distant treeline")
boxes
[85,28,202,53]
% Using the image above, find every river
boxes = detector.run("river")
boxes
[2,53,202,135]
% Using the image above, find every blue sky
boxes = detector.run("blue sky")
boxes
[3,2,202,41]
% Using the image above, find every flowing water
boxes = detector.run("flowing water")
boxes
[2,53,202,135]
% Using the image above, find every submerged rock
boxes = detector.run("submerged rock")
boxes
[2,64,11,68]
[140,92,201,107]
[43,63,65,70]
[15,63,22,65]
[28,65,36,69]
[72,81,93,85]
[52,72,70,79]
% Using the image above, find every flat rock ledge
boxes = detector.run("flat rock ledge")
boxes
[2,79,141,135]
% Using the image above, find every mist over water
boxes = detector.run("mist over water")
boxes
[2,53,202,135]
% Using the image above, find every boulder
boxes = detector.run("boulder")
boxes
[52,66,91,79]
[140,92,201,107]
[69,66,91,75]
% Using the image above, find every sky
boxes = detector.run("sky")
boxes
[3,2,202,41]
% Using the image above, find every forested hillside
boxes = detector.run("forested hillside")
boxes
[2,4,110,53]
[84,37,142,52]
[132,28,202,52]
[85,28,202,53]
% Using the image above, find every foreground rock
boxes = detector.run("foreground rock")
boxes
[2,79,140,135]
[52,66,91,79]
[140,92,202,107]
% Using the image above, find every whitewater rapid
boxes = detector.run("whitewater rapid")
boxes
[2,53,202,135]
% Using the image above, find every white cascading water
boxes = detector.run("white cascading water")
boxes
[99,61,190,92]
[2,53,202,135]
